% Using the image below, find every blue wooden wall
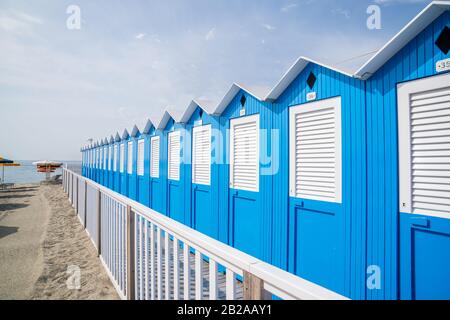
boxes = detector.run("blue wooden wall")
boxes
[366,11,450,300]
[218,90,274,263]
[273,62,367,299]
[79,10,450,301]
[186,107,221,239]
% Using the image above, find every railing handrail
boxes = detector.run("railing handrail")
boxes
[63,168,348,300]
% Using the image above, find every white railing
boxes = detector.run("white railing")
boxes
[62,168,348,301]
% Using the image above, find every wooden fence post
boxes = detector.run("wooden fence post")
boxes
[97,188,102,257]
[126,205,135,300]
[244,271,271,300]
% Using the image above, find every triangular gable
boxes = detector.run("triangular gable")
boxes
[130,125,141,138]
[121,129,130,140]
[265,56,354,101]
[142,119,155,135]
[213,83,271,116]
[180,99,216,123]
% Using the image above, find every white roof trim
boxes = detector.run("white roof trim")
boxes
[355,1,450,80]
[180,99,216,123]
[213,83,271,116]
[265,56,354,101]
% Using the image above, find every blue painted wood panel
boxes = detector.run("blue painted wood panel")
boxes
[274,62,367,299]
[366,11,450,300]
[219,90,273,263]
[187,107,220,239]
[150,129,167,215]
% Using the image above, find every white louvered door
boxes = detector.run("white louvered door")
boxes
[104,147,108,169]
[150,136,160,178]
[108,146,112,171]
[113,145,118,172]
[192,125,211,185]
[289,97,342,203]
[127,141,133,174]
[168,131,181,181]
[230,115,260,192]
[120,143,125,173]
[398,73,450,220]
[137,140,145,176]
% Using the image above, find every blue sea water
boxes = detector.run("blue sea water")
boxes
[0,160,81,184]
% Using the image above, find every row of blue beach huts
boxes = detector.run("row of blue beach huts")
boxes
[80,2,450,300]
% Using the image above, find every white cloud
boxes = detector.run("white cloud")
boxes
[0,10,42,34]
[331,8,351,19]
[262,24,276,31]
[135,33,146,40]
[205,27,216,41]
[281,3,298,13]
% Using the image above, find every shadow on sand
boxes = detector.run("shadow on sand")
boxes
[0,203,29,212]
[0,226,19,239]
[0,186,39,194]
[0,194,34,200]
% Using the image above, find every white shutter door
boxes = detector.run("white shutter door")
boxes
[168,131,181,181]
[230,115,259,192]
[289,97,342,203]
[150,136,160,178]
[398,73,450,219]
[108,146,112,170]
[127,141,133,174]
[192,125,211,185]
[114,145,118,172]
[104,147,107,169]
[120,144,125,173]
[137,140,145,176]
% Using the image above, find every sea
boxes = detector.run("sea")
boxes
[0,160,82,184]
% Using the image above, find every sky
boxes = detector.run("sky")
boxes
[0,0,433,160]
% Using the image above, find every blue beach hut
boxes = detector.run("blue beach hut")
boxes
[160,109,189,224]
[128,125,141,201]
[353,1,450,300]
[266,56,367,299]
[180,99,220,239]
[149,112,170,215]
[99,138,106,186]
[94,141,100,182]
[106,135,114,189]
[214,83,273,262]
[137,119,155,207]
[120,129,130,196]
[112,132,122,193]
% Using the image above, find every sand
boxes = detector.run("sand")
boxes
[0,183,119,300]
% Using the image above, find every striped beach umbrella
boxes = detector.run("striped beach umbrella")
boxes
[0,157,20,185]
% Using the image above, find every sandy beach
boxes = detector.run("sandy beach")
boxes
[0,183,119,300]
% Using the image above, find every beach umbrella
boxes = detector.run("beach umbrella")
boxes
[0,158,20,185]
[33,160,63,180]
